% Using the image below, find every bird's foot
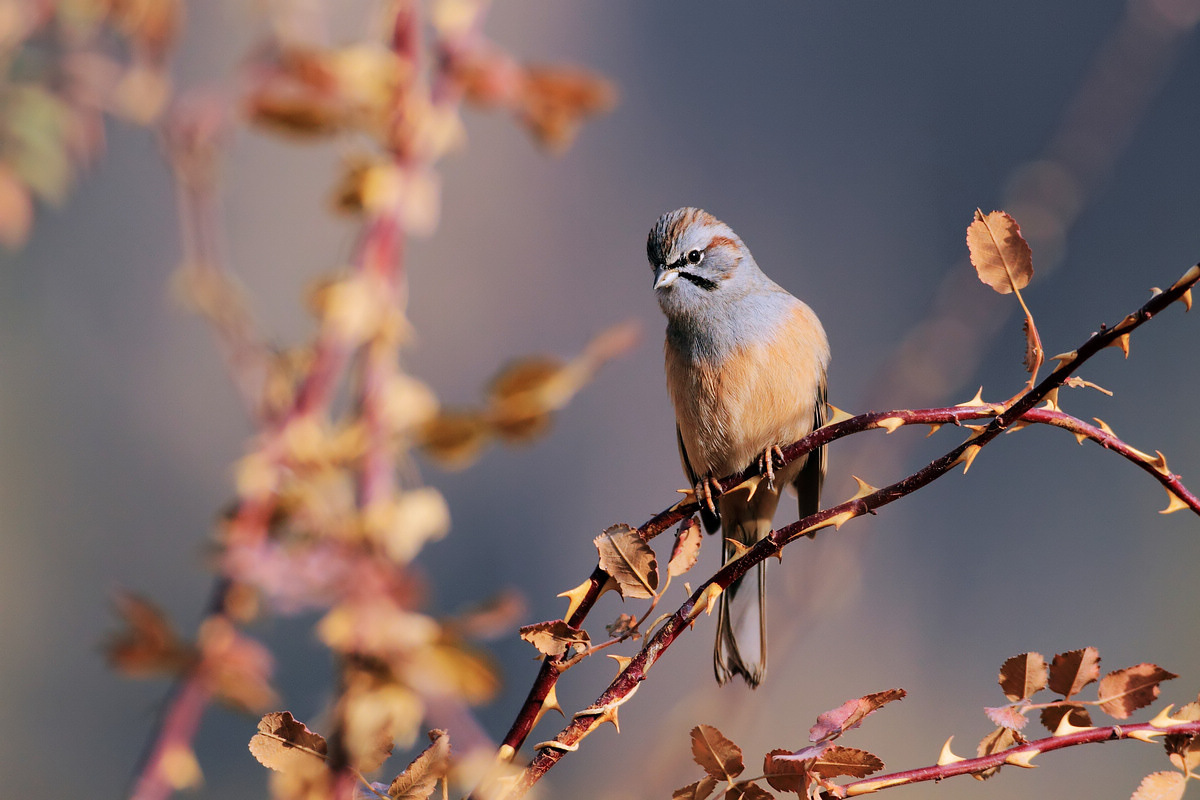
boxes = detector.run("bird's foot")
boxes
[695,475,722,517]
[758,445,786,491]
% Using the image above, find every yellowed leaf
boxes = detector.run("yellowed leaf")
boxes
[518,619,589,658]
[249,712,328,775]
[690,724,743,781]
[999,652,1049,701]
[764,748,809,794]
[1131,771,1186,800]
[594,523,658,599]
[974,726,1026,779]
[672,776,719,800]
[967,210,1033,295]
[1048,647,1101,698]
[418,410,492,468]
[811,745,884,779]
[668,517,703,577]
[1098,663,1178,718]
[389,729,450,800]
[362,488,451,564]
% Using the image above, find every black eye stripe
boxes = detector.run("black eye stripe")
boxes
[680,272,718,291]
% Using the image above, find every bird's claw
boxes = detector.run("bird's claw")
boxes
[759,445,786,491]
[695,476,722,516]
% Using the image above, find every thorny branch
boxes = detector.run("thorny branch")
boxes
[490,263,1199,799]
[836,718,1200,797]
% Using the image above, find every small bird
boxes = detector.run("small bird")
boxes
[647,207,829,687]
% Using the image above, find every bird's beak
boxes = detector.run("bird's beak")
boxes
[654,267,679,290]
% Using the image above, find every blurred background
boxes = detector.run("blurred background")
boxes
[2,0,1199,797]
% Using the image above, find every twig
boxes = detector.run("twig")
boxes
[492,263,1198,798]
[837,718,1200,796]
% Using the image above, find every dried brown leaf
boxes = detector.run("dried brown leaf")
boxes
[974,726,1026,780]
[998,652,1049,701]
[487,356,565,440]
[668,517,703,577]
[985,704,1030,731]
[518,620,589,658]
[726,782,773,800]
[1048,647,1101,698]
[967,210,1033,295]
[1164,729,1200,774]
[1039,703,1092,732]
[1130,771,1186,800]
[594,524,659,599]
[605,613,637,639]
[690,724,744,781]
[764,748,810,795]
[517,65,617,151]
[672,776,719,800]
[249,712,328,775]
[105,592,196,677]
[811,745,884,779]
[418,410,492,469]
[809,689,906,743]
[388,729,450,799]
[1098,663,1178,719]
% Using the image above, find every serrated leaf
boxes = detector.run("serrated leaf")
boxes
[672,776,718,800]
[1130,771,1186,800]
[594,524,658,599]
[518,620,589,658]
[668,517,703,577]
[726,782,773,800]
[809,689,906,743]
[811,745,884,779]
[388,729,450,799]
[764,748,810,794]
[999,652,1049,701]
[690,724,744,781]
[1048,647,1101,698]
[985,704,1030,731]
[1040,703,1092,732]
[967,210,1033,295]
[1098,664,1178,719]
[249,712,328,775]
[975,726,1026,780]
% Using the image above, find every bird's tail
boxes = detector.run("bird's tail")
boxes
[714,558,767,687]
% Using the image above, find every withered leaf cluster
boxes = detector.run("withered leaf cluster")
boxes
[674,691,902,799]
[250,713,450,800]
[978,648,1179,780]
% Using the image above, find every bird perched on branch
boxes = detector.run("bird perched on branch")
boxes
[647,207,829,687]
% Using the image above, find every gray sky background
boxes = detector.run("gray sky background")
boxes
[2,2,1199,798]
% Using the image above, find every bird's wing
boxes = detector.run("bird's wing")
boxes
[796,381,827,523]
[678,423,721,532]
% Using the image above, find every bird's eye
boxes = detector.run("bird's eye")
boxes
[686,249,703,265]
